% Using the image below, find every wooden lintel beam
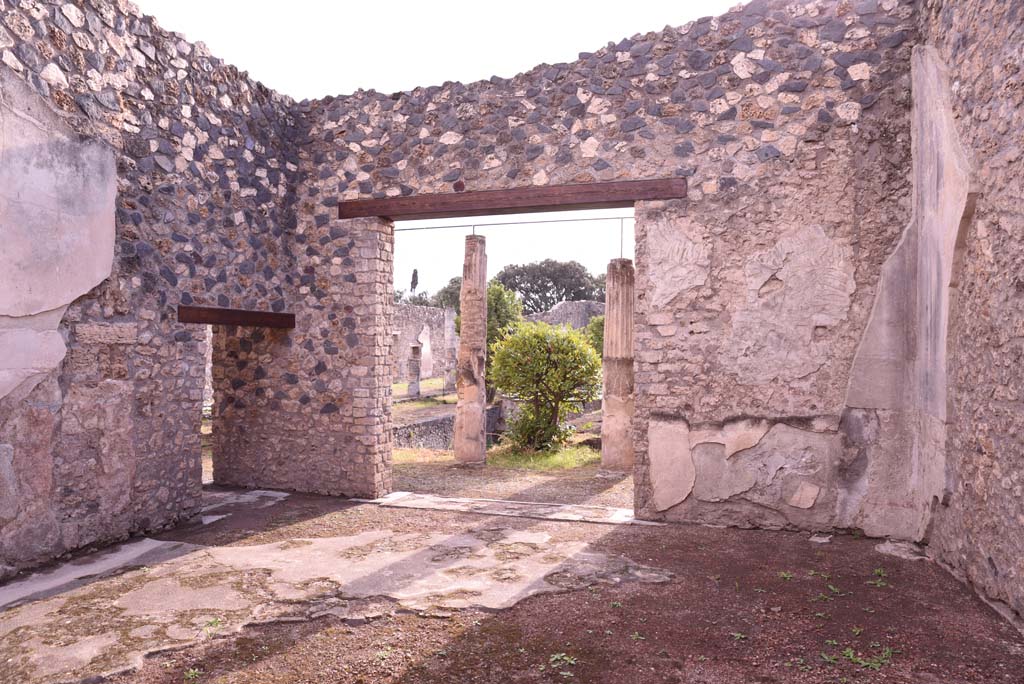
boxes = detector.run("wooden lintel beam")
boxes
[336,178,687,221]
[177,305,295,329]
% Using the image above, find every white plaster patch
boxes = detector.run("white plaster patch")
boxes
[690,418,771,458]
[0,70,116,318]
[692,442,760,502]
[647,217,711,309]
[648,419,695,511]
[0,69,115,402]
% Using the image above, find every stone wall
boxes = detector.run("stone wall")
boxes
[525,300,604,329]
[919,0,1024,624]
[0,0,305,576]
[5,1,1021,628]
[391,304,456,383]
[212,215,394,497]
[296,0,917,534]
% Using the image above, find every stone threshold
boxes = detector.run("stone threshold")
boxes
[357,491,661,526]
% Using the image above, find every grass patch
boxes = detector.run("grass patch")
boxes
[486,443,601,471]
[393,442,602,472]
[393,376,445,396]
[393,394,458,417]
[393,448,453,464]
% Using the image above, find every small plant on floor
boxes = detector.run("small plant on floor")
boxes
[866,567,890,588]
[778,571,794,581]
[491,322,601,450]
[842,645,899,670]
[549,653,578,667]
[184,668,202,681]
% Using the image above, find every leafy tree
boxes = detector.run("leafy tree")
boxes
[584,315,605,355]
[404,291,432,306]
[410,268,419,294]
[591,272,607,302]
[495,260,602,314]
[490,322,602,450]
[486,280,523,356]
[394,289,432,306]
[432,277,463,312]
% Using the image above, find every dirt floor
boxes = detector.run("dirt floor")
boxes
[1,483,1021,684]
[104,494,1023,684]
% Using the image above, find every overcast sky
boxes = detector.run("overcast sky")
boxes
[133,0,737,296]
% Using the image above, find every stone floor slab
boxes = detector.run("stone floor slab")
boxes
[369,491,659,525]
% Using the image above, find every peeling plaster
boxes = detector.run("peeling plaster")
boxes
[725,225,857,384]
[0,68,115,402]
[647,217,711,309]
[841,46,975,541]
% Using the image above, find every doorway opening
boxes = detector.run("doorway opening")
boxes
[389,207,636,512]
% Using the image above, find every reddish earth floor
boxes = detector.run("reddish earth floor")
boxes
[98,488,1024,684]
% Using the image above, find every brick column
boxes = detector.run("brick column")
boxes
[601,258,635,470]
[454,235,487,463]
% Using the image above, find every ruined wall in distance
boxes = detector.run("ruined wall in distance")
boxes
[525,300,605,329]
[392,304,456,383]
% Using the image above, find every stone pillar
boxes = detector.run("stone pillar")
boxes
[601,258,635,470]
[443,307,458,392]
[454,235,487,463]
[408,345,422,398]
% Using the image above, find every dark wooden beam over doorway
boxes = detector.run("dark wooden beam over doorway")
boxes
[336,178,687,221]
[177,305,295,329]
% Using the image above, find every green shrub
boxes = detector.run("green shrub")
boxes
[490,322,601,450]
[584,315,604,354]
[485,280,524,352]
